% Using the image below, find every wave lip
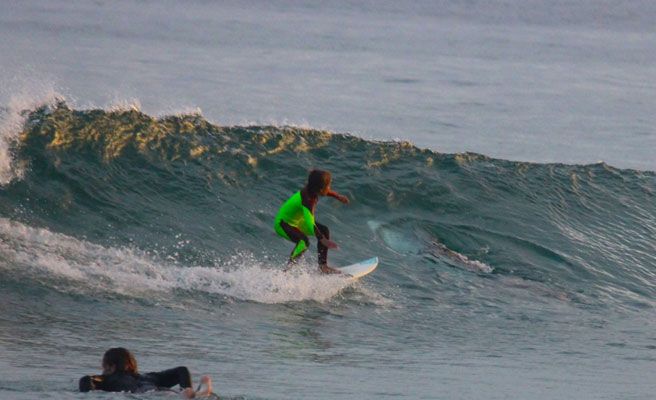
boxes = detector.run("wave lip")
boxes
[0,87,63,185]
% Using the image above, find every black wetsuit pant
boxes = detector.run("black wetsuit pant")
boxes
[143,366,192,390]
[279,221,330,265]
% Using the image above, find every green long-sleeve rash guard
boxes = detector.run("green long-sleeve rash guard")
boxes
[275,191,316,237]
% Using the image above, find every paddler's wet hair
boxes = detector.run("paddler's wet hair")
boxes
[103,347,138,375]
[306,170,331,196]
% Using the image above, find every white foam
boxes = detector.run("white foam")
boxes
[368,220,493,273]
[0,85,61,185]
[0,218,353,304]
[106,97,142,112]
[430,241,494,273]
[157,105,204,118]
[236,118,316,131]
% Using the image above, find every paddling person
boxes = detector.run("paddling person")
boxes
[79,347,213,398]
[274,169,349,273]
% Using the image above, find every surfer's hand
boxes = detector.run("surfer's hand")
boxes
[321,237,338,249]
[338,194,349,204]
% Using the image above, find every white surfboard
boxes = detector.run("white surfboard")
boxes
[337,257,379,278]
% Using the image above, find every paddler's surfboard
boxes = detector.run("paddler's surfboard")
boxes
[337,257,378,278]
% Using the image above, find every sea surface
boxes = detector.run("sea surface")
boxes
[1,1,655,399]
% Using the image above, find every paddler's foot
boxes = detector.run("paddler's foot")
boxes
[185,376,212,398]
[197,375,213,396]
[319,264,341,274]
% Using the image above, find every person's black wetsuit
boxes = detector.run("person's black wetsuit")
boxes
[79,366,192,393]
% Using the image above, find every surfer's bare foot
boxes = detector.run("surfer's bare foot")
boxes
[319,264,341,274]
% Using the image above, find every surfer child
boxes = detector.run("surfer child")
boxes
[274,169,349,273]
[79,347,213,398]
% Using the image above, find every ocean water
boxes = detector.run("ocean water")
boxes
[1,1,655,399]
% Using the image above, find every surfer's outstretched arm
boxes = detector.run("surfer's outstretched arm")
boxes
[326,189,349,204]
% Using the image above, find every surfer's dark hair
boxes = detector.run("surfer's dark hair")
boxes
[103,348,138,375]
[307,170,331,196]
